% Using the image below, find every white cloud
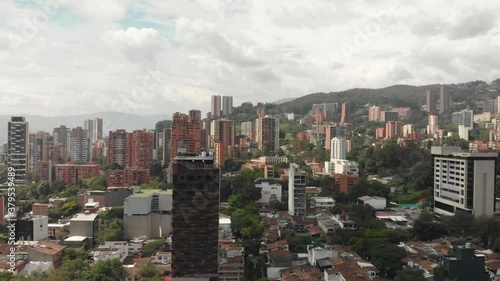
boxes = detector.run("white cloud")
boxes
[0,0,499,118]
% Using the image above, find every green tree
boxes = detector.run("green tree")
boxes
[51,180,67,193]
[143,240,165,256]
[442,210,475,237]
[394,268,426,281]
[371,243,405,278]
[99,207,124,221]
[90,175,107,191]
[88,259,127,281]
[0,271,14,281]
[38,181,52,197]
[96,218,124,244]
[412,211,447,241]
[493,237,500,253]
[63,248,89,262]
[137,262,161,279]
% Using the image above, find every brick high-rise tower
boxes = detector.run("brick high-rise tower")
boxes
[171,112,201,162]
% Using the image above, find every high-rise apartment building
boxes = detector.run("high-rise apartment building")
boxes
[55,162,100,185]
[241,121,254,141]
[83,118,103,145]
[28,132,51,171]
[53,125,71,162]
[162,128,172,167]
[439,85,453,114]
[256,116,279,155]
[202,120,212,151]
[210,119,235,149]
[403,124,415,137]
[431,146,497,217]
[172,153,220,278]
[426,89,437,114]
[189,109,202,121]
[288,163,306,217]
[368,106,381,121]
[107,130,154,169]
[171,112,201,162]
[330,137,347,160]
[341,102,350,124]
[128,130,154,169]
[494,118,500,141]
[385,121,403,139]
[222,96,233,116]
[8,117,29,183]
[211,95,222,118]
[325,124,348,151]
[70,127,90,164]
[451,109,474,129]
[107,130,128,167]
[428,115,439,135]
[380,111,399,122]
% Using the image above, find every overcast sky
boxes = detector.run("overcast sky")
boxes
[1,0,499,117]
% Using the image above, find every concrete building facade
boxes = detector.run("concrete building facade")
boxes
[432,146,497,217]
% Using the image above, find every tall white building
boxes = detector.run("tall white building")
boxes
[330,137,347,160]
[458,125,469,141]
[288,163,306,217]
[427,115,439,135]
[403,124,414,136]
[8,116,29,183]
[432,146,497,217]
[84,118,103,145]
[222,95,233,116]
[451,109,473,129]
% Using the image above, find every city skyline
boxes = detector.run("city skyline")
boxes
[1,1,500,116]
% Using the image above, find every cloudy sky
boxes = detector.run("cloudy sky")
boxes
[1,0,499,117]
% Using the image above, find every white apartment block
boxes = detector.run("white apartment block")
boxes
[255,178,282,204]
[432,146,498,217]
[330,137,346,160]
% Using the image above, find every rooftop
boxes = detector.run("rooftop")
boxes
[71,213,98,221]
[65,236,87,242]
[29,241,66,255]
[130,189,172,197]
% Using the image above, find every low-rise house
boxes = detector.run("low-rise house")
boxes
[268,249,293,268]
[357,196,387,210]
[307,245,338,266]
[219,255,245,281]
[26,241,66,269]
[266,240,289,252]
[93,241,128,263]
[311,197,336,211]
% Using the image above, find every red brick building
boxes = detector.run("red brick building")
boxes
[32,203,51,216]
[55,162,100,185]
[171,112,201,163]
[37,161,52,182]
[107,168,150,187]
[334,173,360,194]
